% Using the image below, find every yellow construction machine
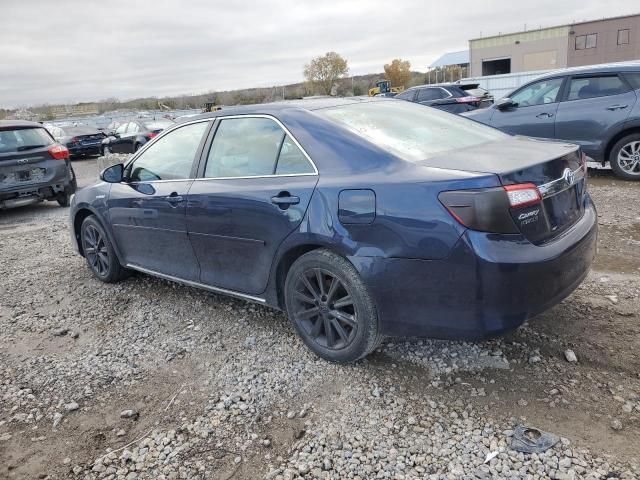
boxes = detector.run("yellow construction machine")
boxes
[368,80,405,97]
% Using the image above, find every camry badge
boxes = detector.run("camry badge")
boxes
[562,168,575,186]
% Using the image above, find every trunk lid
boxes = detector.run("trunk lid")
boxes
[424,136,587,244]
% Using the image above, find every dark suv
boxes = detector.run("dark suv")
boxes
[395,84,483,114]
[0,120,76,209]
[464,63,640,180]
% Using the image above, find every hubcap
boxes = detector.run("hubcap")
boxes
[82,225,109,276]
[617,141,640,175]
[292,268,357,350]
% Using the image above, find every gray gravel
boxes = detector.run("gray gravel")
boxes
[0,160,638,479]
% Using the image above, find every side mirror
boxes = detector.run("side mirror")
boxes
[100,163,124,183]
[496,97,517,110]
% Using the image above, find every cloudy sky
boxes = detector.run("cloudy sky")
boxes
[1,0,638,108]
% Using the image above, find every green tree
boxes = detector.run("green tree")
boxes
[304,52,349,95]
[384,59,411,88]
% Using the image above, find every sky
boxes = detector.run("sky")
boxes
[1,0,638,108]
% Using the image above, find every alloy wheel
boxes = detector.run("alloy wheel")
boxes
[82,224,109,277]
[292,268,357,350]
[617,140,640,176]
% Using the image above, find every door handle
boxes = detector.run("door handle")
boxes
[271,192,300,209]
[536,112,554,118]
[167,194,184,205]
[606,104,628,111]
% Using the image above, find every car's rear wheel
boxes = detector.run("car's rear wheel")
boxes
[80,215,128,283]
[56,167,76,207]
[284,249,381,363]
[610,134,640,180]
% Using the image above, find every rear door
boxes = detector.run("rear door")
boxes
[108,120,210,280]
[554,73,637,159]
[490,76,565,138]
[187,115,318,295]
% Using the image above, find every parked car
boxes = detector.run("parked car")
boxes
[47,125,106,157]
[463,63,640,180]
[101,118,174,155]
[70,98,596,362]
[1,120,76,209]
[394,84,482,113]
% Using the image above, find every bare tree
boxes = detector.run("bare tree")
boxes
[304,52,349,95]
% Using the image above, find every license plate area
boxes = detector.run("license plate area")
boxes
[544,182,584,234]
[0,168,46,185]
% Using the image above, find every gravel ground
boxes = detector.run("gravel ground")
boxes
[0,157,639,480]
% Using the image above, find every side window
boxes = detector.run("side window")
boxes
[128,122,208,182]
[624,73,640,90]
[566,75,630,101]
[395,90,415,101]
[115,123,128,135]
[127,122,140,134]
[205,117,284,178]
[416,88,444,102]
[275,135,315,175]
[511,77,563,107]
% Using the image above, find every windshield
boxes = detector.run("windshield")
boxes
[0,127,54,154]
[316,100,506,162]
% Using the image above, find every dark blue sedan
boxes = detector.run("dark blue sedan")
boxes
[69,98,597,362]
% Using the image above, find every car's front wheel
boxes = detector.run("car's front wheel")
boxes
[284,249,382,363]
[610,134,640,180]
[80,215,128,283]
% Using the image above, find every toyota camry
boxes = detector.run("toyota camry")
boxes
[69,98,597,363]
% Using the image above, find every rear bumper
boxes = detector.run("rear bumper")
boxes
[0,160,72,208]
[68,144,101,156]
[353,196,598,339]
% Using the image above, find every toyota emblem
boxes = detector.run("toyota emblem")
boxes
[562,168,575,186]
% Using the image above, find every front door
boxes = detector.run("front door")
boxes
[107,120,210,280]
[109,123,130,153]
[555,74,637,158]
[490,76,565,139]
[187,116,318,295]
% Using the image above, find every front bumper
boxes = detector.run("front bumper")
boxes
[353,196,598,339]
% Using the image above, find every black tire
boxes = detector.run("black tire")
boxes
[80,215,128,283]
[56,166,77,207]
[609,133,640,180]
[284,249,382,363]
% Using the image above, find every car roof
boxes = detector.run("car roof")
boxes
[178,96,391,122]
[404,84,462,92]
[0,120,45,129]
[536,61,640,80]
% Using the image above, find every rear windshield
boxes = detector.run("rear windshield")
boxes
[316,101,506,162]
[0,127,54,154]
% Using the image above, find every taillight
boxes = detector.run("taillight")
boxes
[503,183,542,208]
[439,187,519,234]
[147,132,158,139]
[48,145,70,160]
[455,96,480,104]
